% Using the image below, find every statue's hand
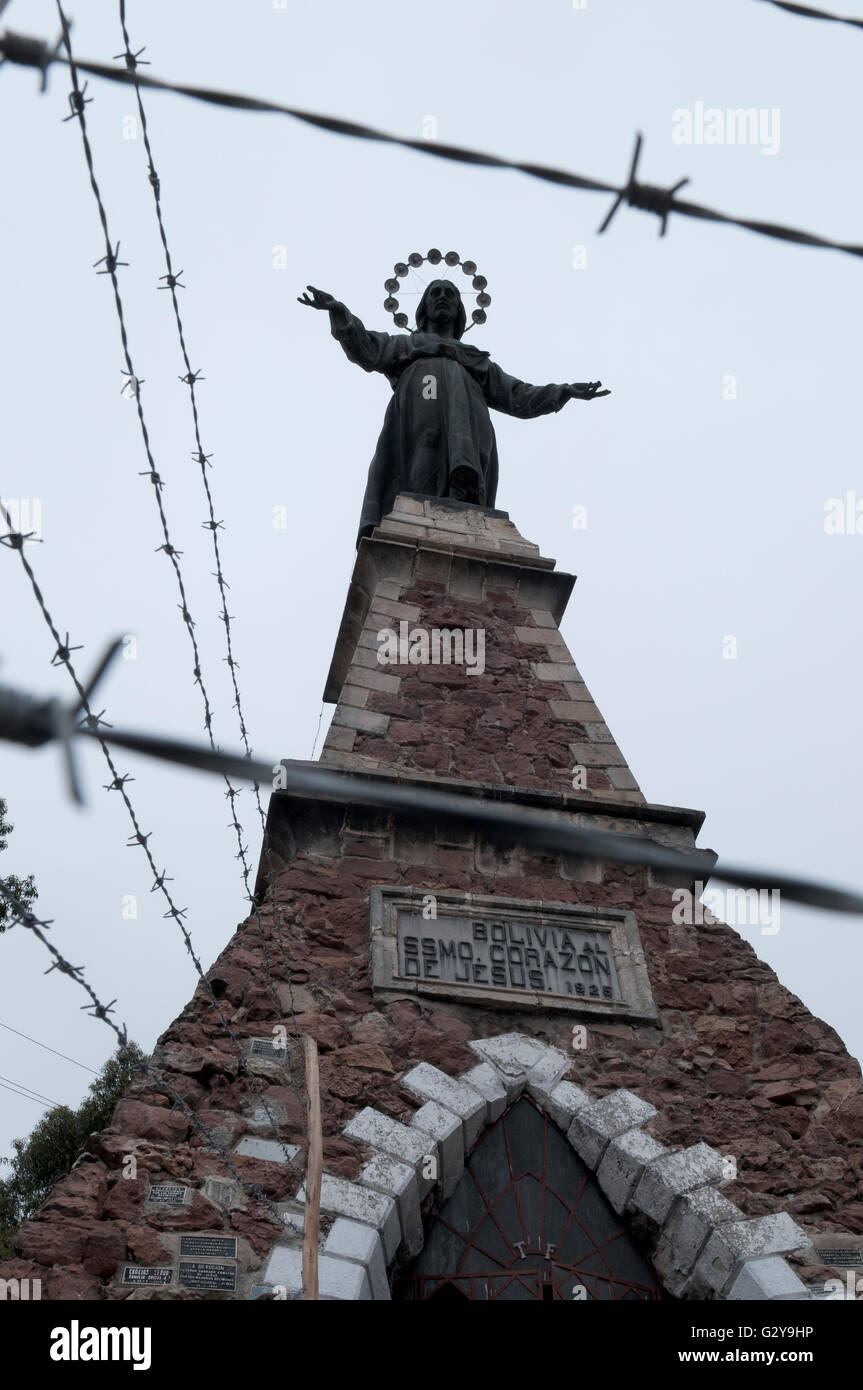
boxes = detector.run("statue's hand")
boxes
[297,285,341,312]
[567,381,610,400]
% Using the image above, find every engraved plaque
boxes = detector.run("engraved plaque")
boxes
[205,1180,234,1207]
[370,887,657,1023]
[816,1248,863,1267]
[122,1265,174,1286]
[179,1234,238,1260]
[178,1261,237,1292]
[147,1183,188,1205]
[249,1038,286,1060]
[398,913,621,1000]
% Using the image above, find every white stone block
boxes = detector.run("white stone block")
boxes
[298,1173,400,1263]
[567,1090,658,1169]
[460,1063,507,1123]
[263,1243,302,1293]
[318,1253,372,1301]
[324,1218,390,1301]
[525,1048,571,1101]
[691,1214,810,1298]
[469,1034,546,1094]
[629,1142,726,1225]
[541,1080,590,1132]
[401,1062,486,1148]
[234,1136,299,1164]
[725,1257,810,1302]
[653,1187,743,1296]
[359,1153,423,1260]
[596,1131,668,1215]
[343,1106,437,1198]
[410,1100,464,1199]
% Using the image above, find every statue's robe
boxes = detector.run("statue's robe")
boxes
[329,309,572,542]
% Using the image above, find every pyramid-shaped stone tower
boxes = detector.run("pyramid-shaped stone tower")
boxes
[4,496,862,1301]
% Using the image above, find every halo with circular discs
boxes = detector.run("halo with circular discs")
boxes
[383,250,491,333]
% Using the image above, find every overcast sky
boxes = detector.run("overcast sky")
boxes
[1,0,861,1161]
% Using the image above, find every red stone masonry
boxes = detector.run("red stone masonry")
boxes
[320,495,644,801]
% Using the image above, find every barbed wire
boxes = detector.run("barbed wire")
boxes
[754,0,863,31]
[48,0,266,967]
[0,503,305,1175]
[0,876,293,1234]
[112,0,308,1117]
[52,1,309,1146]
[1,26,862,262]
[4,651,863,916]
[0,878,129,1046]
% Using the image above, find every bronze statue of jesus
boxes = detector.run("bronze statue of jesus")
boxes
[299,279,609,543]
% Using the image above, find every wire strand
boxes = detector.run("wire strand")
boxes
[0,1018,98,1074]
[1,27,861,261]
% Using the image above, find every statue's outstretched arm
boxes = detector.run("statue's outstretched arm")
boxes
[298,284,397,375]
[484,360,610,419]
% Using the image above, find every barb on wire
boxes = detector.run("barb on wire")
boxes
[754,0,863,31]
[0,17,64,90]
[3,659,863,918]
[1,26,861,261]
[599,133,690,237]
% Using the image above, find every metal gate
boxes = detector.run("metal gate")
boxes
[407,1094,663,1301]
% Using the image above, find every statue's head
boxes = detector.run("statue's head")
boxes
[415,279,467,339]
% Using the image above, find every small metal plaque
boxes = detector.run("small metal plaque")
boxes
[816,1248,863,1267]
[249,1038,286,1060]
[122,1265,174,1286]
[205,1180,234,1207]
[179,1234,238,1260]
[178,1262,237,1292]
[370,888,657,1022]
[147,1183,188,1206]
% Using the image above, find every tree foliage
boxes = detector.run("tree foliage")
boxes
[0,1041,146,1258]
[0,796,36,932]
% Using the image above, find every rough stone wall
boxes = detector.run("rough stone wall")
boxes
[3,496,860,1299]
[4,792,862,1297]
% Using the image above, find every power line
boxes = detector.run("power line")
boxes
[1,27,861,261]
[0,1019,98,1074]
[0,1073,62,1108]
[0,1080,58,1109]
[754,0,863,31]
